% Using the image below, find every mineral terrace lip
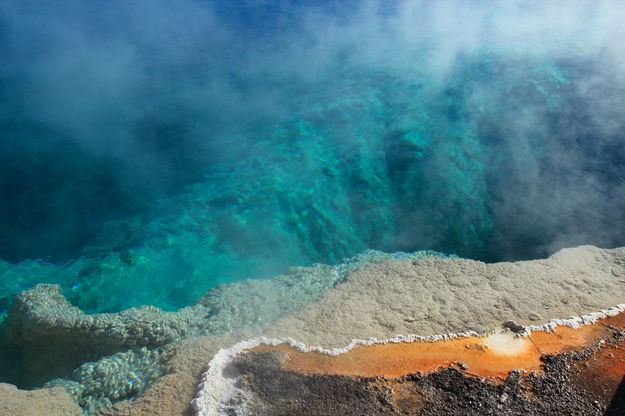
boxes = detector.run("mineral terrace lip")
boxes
[195,304,625,415]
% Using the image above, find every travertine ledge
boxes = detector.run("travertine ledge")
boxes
[2,245,625,415]
[195,304,625,415]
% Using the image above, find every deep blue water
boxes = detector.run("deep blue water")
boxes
[1,0,625,314]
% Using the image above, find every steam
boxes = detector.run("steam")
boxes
[1,0,625,265]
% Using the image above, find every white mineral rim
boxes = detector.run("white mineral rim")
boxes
[192,303,625,416]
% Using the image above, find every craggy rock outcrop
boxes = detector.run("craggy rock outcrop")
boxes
[0,383,82,416]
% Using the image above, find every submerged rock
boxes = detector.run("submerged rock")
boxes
[45,347,164,415]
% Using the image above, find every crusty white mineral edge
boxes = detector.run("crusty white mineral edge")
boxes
[192,303,625,416]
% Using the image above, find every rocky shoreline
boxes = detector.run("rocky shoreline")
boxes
[1,245,625,415]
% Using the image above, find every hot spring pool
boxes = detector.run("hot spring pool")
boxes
[1,0,625,414]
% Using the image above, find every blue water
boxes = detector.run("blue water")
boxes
[1,0,625,314]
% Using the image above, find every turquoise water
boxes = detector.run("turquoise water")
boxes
[1,1,625,316]
[1,1,625,412]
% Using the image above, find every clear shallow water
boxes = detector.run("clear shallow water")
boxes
[1,0,625,316]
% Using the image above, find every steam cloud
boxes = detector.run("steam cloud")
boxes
[1,0,624,266]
